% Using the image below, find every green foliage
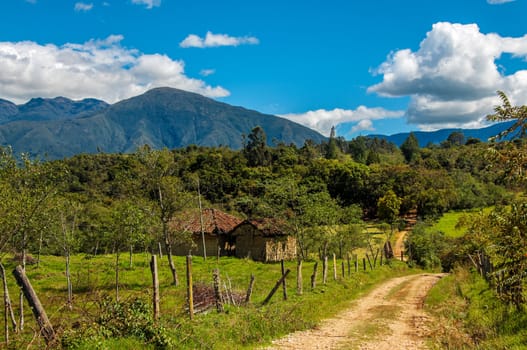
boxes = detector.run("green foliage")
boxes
[400,132,420,163]
[62,298,173,349]
[487,90,527,141]
[377,190,401,223]
[405,222,453,270]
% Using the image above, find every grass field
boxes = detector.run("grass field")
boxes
[429,211,467,238]
[0,251,415,349]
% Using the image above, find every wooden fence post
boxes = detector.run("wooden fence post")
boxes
[332,254,337,280]
[262,269,291,305]
[150,255,160,322]
[281,260,287,301]
[310,262,318,289]
[296,259,303,295]
[347,254,351,277]
[366,254,373,270]
[363,257,366,271]
[12,266,55,345]
[341,261,345,278]
[186,256,193,320]
[322,256,328,284]
[245,274,255,303]
[213,269,224,313]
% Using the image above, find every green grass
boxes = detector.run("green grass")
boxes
[431,208,494,238]
[425,267,527,349]
[430,211,467,238]
[0,253,415,349]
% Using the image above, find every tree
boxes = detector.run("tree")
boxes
[52,198,82,309]
[442,132,465,147]
[109,200,146,301]
[400,133,420,163]
[243,126,271,167]
[325,126,339,160]
[487,90,527,141]
[137,147,193,286]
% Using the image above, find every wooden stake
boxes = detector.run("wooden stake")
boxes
[186,256,194,320]
[332,254,337,280]
[296,259,303,295]
[213,269,223,313]
[262,269,291,305]
[245,274,255,303]
[150,255,160,321]
[281,260,287,300]
[12,266,55,344]
[322,256,328,284]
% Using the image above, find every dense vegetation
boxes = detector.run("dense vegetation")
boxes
[0,92,526,348]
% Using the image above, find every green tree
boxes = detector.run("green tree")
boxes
[137,146,193,286]
[400,132,420,163]
[243,126,271,167]
[109,200,147,301]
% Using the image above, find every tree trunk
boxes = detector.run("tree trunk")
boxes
[1,263,17,345]
[66,252,72,310]
[19,245,26,331]
[12,266,55,344]
[163,223,178,286]
[129,245,133,268]
[115,252,120,301]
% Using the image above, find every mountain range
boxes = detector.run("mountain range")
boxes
[0,88,326,159]
[0,87,514,159]
[367,121,514,147]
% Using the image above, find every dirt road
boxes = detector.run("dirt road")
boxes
[265,273,445,350]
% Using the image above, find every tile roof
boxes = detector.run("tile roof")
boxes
[171,208,243,236]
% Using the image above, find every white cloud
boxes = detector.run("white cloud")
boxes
[280,106,404,137]
[350,119,375,134]
[200,69,215,77]
[487,0,515,4]
[180,31,259,48]
[131,0,160,9]
[368,22,527,130]
[0,36,229,104]
[74,2,93,12]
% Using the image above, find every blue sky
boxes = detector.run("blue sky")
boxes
[1,0,526,138]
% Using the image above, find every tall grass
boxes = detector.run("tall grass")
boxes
[425,267,527,349]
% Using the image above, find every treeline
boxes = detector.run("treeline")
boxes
[0,122,519,263]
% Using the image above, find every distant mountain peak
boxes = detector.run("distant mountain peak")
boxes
[0,87,325,159]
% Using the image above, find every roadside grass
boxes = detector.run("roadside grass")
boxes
[0,253,415,349]
[425,267,527,349]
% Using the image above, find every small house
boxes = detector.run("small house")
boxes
[171,209,242,257]
[230,218,297,262]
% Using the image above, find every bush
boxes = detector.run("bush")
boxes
[62,298,173,349]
